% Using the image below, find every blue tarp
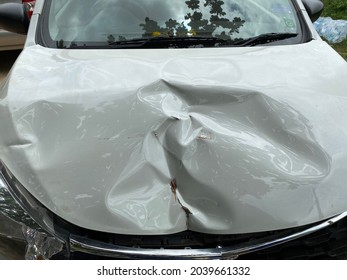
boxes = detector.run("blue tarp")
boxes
[314,17,347,44]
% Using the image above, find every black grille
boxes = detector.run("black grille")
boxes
[51,213,347,259]
[239,216,347,259]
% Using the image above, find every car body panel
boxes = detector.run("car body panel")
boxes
[1,38,347,234]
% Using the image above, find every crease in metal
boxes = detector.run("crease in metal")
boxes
[170,179,192,228]
[1,42,347,234]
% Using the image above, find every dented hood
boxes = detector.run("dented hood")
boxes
[1,41,347,235]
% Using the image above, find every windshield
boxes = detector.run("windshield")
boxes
[41,0,303,48]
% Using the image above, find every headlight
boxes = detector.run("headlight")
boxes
[0,161,64,260]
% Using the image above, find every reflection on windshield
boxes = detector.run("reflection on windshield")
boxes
[137,0,245,41]
[47,0,299,47]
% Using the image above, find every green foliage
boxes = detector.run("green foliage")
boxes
[331,40,347,60]
[321,0,347,20]
[139,0,244,39]
[320,0,347,59]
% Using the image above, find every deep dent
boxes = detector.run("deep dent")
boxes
[3,42,347,235]
[3,79,333,234]
[106,79,331,232]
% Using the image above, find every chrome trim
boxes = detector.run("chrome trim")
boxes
[70,210,347,259]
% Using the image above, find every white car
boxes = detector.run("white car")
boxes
[1,0,347,260]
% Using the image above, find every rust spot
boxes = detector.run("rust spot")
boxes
[170,178,192,228]
[180,202,192,216]
[178,198,192,228]
[170,179,177,201]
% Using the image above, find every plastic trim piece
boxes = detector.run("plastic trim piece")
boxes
[0,162,64,242]
[70,211,347,259]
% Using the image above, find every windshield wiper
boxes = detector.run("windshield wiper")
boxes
[108,36,230,48]
[57,33,297,49]
[233,33,298,46]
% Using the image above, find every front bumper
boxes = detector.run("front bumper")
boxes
[68,212,347,260]
[1,161,347,260]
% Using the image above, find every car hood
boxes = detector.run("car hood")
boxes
[1,41,347,235]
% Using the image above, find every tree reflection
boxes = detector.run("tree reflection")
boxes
[139,0,245,40]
